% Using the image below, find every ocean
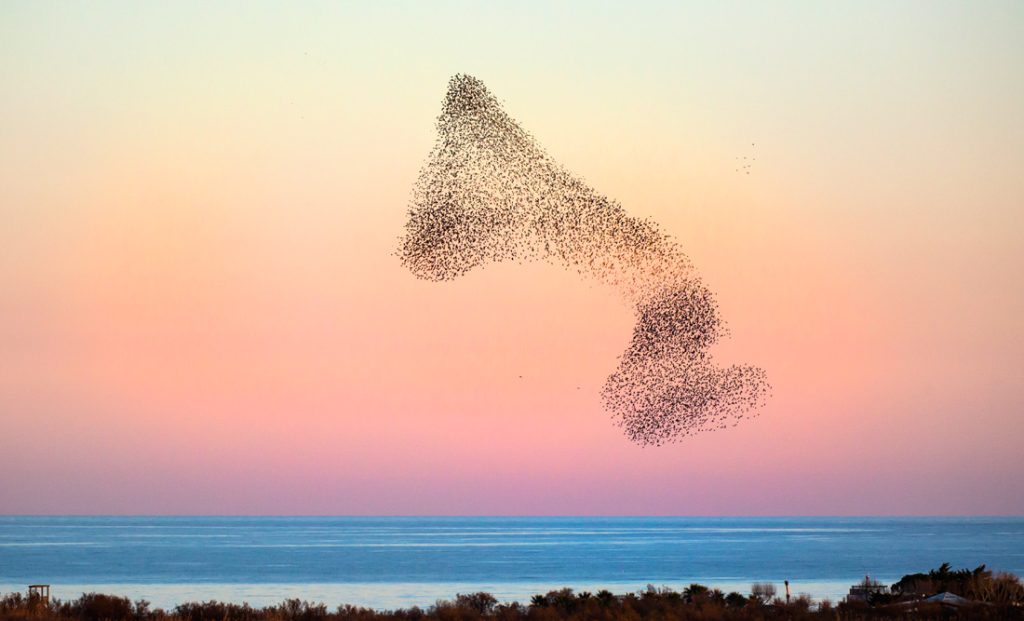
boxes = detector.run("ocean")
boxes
[1,516,1021,609]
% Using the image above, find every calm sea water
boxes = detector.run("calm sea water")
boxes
[1,517,1022,609]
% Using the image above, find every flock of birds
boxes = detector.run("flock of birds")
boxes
[398,75,769,445]
[736,151,756,175]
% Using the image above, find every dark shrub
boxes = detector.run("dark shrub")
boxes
[724,592,747,609]
[454,594,496,615]
[174,601,258,621]
[67,594,134,621]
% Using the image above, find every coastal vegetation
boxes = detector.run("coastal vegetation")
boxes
[2,565,1021,621]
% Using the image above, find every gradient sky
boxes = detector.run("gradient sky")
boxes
[2,1,1022,515]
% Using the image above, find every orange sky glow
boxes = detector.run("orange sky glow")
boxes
[1,2,1022,514]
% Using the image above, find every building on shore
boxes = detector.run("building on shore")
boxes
[846,576,889,602]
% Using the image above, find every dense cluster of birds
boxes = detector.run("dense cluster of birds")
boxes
[398,75,769,445]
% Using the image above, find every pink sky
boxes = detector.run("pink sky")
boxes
[1,2,1022,515]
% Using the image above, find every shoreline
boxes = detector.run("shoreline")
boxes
[0,579,887,610]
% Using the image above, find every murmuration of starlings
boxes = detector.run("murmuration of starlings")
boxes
[398,74,769,446]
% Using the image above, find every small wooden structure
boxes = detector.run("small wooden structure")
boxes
[28,585,50,604]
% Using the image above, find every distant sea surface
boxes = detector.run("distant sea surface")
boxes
[2,517,1022,609]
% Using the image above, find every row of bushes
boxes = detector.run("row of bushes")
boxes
[2,567,1022,621]
[889,563,1024,602]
